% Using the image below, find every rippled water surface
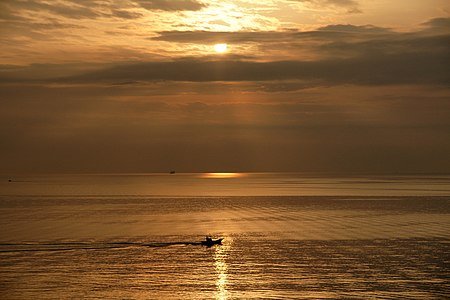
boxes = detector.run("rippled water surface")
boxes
[0,174,449,299]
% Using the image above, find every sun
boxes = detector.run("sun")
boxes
[213,43,228,53]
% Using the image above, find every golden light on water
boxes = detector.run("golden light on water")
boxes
[214,241,230,300]
[202,172,243,178]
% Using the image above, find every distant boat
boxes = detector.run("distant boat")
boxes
[169,171,176,174]
[201,237,223,247]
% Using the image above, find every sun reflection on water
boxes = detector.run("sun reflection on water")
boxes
[214,240,230,300]
[201,173,244,179]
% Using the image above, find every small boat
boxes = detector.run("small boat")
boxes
[201,237,223,247]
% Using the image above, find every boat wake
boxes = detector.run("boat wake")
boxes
[0,241,204,253]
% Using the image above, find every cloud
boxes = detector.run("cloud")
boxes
[0,0,101,19]
[3,48,445,86]
[0,0,145,20]
[422,17,450,29]
[2,18,449,87]
[421,17,450,34]
[288,0,361,13]
[317,24,390,34]
[111,9,144,19]
[293,0,358,6]
[151,24,392,44]
[323,0,358,5]
[60,52,447,85]
[150,18,449,59]
[152,30,292,44]
[0,4,23,21]
[0,0,206,26]
[135,0,206,11]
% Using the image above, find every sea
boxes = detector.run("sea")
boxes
[0,173,449,299]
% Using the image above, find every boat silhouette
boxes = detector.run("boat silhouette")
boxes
[201,237,223,247]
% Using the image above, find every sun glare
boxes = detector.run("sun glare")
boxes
[202,173,243,179]
[214,43,228,53]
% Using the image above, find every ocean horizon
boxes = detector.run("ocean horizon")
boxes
[2,172,450,196]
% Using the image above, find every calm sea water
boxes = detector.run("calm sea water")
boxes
[0,173,449,299]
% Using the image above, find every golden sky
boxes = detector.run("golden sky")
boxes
[0,0,449,173]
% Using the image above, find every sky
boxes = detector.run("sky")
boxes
[0,0,449,174]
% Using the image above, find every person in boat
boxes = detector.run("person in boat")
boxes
[201,236,223,247]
